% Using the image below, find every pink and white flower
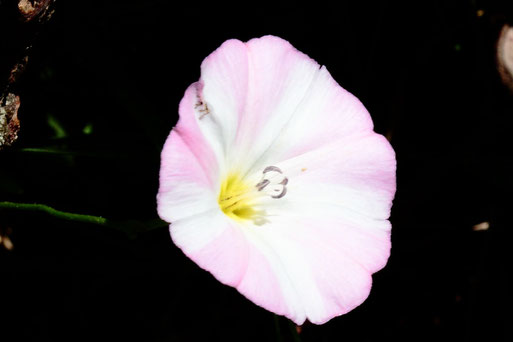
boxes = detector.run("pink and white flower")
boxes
[157,35,396,325]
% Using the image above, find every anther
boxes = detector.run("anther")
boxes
[256,179,270,191]
[263,166,283,174]
[256,165,288,199]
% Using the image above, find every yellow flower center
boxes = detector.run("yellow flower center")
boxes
[218,166,288,225]
[218,173,258,221]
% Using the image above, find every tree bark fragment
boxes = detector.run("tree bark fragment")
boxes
[0,0,56,149]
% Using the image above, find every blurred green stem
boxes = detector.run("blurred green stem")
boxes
[0,201,109,225]
[288,320,302,342]
[274,315,284,342]
[0,201,167,235]
[273,315,302,342]
[19,147,74,155]
[16,147,129,159]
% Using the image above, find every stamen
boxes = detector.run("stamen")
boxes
[256,165,288,199]
[256,179,270,191]
[263,166,283,174]
[272,187,287,199]
[218,166,289,222]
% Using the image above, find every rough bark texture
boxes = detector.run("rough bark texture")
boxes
[0,93,20,147]
[0,0,56,149]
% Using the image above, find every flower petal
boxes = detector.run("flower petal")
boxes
[170,209,247,285]
[159,35,397,326]
[251,132,396,221]
[251,65,376,172]
[229,36,322,172]
[199,39,249,165]
[172,199,391,325]
[157,84,220,222]
[254,208,387,324]
[171,210,303,322]
[198,35,376,175]
[199,36,322,173]
[235,133,395,323]
[215,196,392,325]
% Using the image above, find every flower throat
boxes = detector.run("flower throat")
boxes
[218,166,288,222]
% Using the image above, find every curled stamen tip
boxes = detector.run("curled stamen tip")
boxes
[271,187,287,199]
[263,166,282,174]
[257,165,289,199]
[256,179,270,191]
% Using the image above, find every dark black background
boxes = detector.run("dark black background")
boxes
[1,0,512,341]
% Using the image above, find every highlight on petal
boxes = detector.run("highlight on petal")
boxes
[157,35,397,325]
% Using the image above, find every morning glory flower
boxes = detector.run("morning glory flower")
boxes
[157,35,396,325]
